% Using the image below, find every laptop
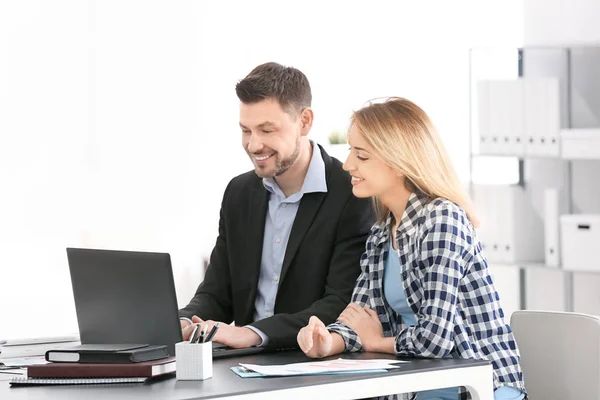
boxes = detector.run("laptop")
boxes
[66,248,264,358]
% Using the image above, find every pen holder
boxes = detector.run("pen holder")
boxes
[176,341,213,380]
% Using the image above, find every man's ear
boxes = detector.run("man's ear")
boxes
[299,107,314,136]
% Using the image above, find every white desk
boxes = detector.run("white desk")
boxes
[1,351,494,400]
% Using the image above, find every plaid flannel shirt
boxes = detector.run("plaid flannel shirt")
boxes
[327,193,526,400]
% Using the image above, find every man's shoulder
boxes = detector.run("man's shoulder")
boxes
[227,169,261,189]
[220,170,261,203]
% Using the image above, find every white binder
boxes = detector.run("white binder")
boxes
[543,188,561,267]
[477,80,493,155]
[473,184,498,261]
[480,80,526,157]
[524,78,562,157]
[506,79,525,157]
[490,81,513,156]
[474,184,544,264]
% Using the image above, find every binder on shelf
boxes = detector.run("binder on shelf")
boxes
[474,184,544,264]
[477,80,493,155]
[523,78,562,158]
[543,79,562,157]
[505,79,525,157]
[543,188,562,267]
[489,81,513,156]
[477,79,526,157]
[473,184,498,261]
[497,185,516,263]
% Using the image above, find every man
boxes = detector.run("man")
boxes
[179,62,374,350]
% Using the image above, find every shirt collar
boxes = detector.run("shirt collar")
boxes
[262,141,328,199]
[371,191,430,247]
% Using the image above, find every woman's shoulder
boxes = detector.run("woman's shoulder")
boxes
[419,197,474,235]
[424,197,466,215]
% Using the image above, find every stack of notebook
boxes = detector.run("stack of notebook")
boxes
[10,344,175,386]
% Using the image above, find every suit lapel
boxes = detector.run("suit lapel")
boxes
[278,191,326,288]
[278,145,332,288]
[241,180,269,323]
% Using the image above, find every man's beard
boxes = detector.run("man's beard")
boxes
[254,137,301,178]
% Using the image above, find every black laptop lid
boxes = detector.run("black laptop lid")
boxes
[66,248,183,355]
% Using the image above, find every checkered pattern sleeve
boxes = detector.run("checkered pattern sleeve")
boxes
[326,251,371,352]
[395,204,471,358]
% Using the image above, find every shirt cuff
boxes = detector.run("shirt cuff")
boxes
[244,325,269,347]
[180,317,193,325]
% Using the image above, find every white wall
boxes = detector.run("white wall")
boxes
[0,1,204,338]
[524,0,600,45]
[0,0,524,339]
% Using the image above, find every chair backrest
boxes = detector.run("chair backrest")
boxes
[511,310,600,399]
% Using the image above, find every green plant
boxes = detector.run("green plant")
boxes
[328,130,347,145]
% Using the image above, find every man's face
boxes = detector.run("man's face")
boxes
[240,98,302,178]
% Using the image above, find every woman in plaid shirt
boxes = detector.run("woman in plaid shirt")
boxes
[297,98,526,400]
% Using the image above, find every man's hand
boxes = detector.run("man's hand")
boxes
[297,316,333,358]
[182,316,261,348]
[181,315,203,340]
[338,303,383,352]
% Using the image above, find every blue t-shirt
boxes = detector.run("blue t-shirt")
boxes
[383,242,416,326]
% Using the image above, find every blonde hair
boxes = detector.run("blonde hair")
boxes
[351,97,479,227]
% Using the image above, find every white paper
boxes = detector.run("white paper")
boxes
[0,356,48,367]
[239,358,406,376]
[0,335,79,346]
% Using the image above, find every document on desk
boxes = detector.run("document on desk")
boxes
[234,358,407,377]
[0,356,48,367]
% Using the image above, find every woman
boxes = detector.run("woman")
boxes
[297,97,526,400]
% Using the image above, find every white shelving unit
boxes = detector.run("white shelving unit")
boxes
[469,46,600,317]
[561,128,600,160]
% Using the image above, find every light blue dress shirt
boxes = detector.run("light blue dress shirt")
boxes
[246,142,328,345]
[385,240,524,400]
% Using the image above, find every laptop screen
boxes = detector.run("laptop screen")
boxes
[66,248,183,355]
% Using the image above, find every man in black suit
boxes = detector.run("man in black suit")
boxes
[179,62,374,350]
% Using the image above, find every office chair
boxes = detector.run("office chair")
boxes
[511,310,600,399]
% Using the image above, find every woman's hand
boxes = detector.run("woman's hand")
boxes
[297,316,334,358]
[338,303,384,352]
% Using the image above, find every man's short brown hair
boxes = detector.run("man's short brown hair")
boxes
[235,62,312,116]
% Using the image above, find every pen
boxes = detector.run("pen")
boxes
[197,325,208,344]
[205,322,220,342]
[189,324,200,344]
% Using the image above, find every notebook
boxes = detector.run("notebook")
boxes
[28,357,175,378]
[9,377,147,386]
[45,344,169,363]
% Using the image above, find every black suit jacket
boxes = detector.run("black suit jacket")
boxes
[179,145,375,349]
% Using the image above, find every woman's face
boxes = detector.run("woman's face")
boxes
[343,125,403,199]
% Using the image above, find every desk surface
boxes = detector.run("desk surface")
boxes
[1,351,490,400]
